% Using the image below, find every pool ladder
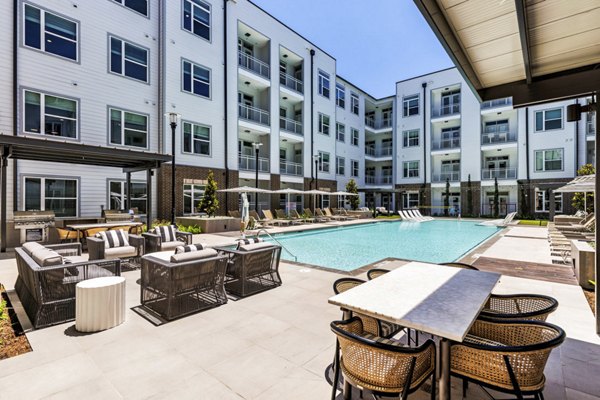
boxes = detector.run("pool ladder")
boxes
[256,229,298,262]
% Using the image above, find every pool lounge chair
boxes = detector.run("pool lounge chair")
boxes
[290,209,314,223]
[324,208,347,221]
[262,210,290,226]
[338,208,359,219]
[407,210,428,221]
[413,209,434,221]
[304,208,329,223]
[275,209,301,225]
[399,210,419,222]
[315,208,333,221]
[477,211,517,227]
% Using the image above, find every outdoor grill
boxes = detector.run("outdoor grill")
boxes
[13,210,55,244]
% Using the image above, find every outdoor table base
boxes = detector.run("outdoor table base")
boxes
[76,276,126,332]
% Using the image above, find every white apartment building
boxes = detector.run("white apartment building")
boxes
[0,0,593,246]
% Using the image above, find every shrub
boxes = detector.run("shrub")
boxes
[177,224,202,234]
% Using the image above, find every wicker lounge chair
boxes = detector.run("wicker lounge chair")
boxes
[140,249,228,320]
[276,209,301,225]
[304,208,328,222]
[452,316,565,399]
[440,262,480,271]
[142,225,193,253]
[331,317,436,400]
[290,209,313,223]
[367,268,390,280]
[87,231,145,265]
[315,208,333,221]
[14,242,121,328]
[480,294,558,322]
[324,207,347,221]
[262,209,290,226]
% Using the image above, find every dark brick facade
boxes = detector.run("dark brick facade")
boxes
[303,177,338,209]
[394,183,431,214]
[460,180,482,217]
[520,178,576,219]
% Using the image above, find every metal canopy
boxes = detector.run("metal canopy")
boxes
[554,175,596,194]
[413,0,600,106]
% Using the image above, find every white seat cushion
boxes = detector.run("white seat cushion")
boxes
[170,248,218,263]
[160,240,185,251]
[238,242,275,252]
[22,241,45,256]
[104,245,137,259]
[31,248,63,267]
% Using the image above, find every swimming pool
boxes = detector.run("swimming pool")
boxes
[270,220,500,271]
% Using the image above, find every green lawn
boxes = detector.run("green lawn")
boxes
[518,219,548,226]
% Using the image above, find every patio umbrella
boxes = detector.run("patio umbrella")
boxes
[273,188,304,214]
[331,191,359,209]
[304,190,331,212]
[240,193,250,233]
[217,186,272,214]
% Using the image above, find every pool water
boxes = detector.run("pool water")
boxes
[270,220,500,271]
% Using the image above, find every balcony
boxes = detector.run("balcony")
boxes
[239,154,269,172]
[481,98,512,109]
[365,117,393,130]
[279,116,302,135]
[481,168,517,180]
[238,51,270,79]
[280,72,303,94]
[431,137,460,151]
[481,130,517,145]
[431,171,460,182]
[587,119,596,136]
[239,103,270,126]
[280,160,303,176]
[365,175,393,185]
[365,146,393,157]
[431,104,460,118]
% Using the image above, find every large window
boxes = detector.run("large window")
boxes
[351,160,359,177]
[402,192,419,209]
[24,90,77,139]
[24,4,78,61]
[350,92,359,115]
[111,0,148,16]
[24,177,77,217]
[183,183,206,214]
[109,181,147,214]
[182,60,210,98]
[109,36,148,82]
[403,161,419,178]
[318,71,330,98]
[318,113,330,135]
[535,188,562,213]
[336,123,345,142]
[402,129,419,147]
[335,83,345,108]
[318,151,330,173]
[535,149,563,172]
[535,108,563,131]
[183,122,211,156]
[183,0,211,41]
[109,108,148,148]
[351,128,359,146]
[402,95,419,117]
[336,156,345,175]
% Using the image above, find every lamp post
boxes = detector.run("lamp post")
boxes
[313,154,320,210]
[252,142,263,212]
[165,112,181,225]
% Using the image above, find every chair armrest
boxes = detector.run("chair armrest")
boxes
[142,232,161,253]
[46,242,82,256]
[175,231,193,245]
[86,236,105,260]
[128,234,145,256]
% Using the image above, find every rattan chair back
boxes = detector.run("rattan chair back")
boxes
[85,227,108,238]
[333,277,365,294]
[481,294,558,321]
[367,268,390,280]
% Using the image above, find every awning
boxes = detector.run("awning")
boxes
[554,175,595,193]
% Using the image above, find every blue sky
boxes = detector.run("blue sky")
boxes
[250,0,454,98]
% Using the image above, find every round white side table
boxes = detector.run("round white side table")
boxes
[75,276,126,332]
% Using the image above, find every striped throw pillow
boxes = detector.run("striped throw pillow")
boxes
[97,229,129,248]
[235,237,262,250]
[155,225,177,242]
[175,244,204,254]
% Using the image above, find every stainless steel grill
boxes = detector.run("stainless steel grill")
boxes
[14,211,55,243]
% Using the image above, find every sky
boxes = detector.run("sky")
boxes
[250,0,454,99]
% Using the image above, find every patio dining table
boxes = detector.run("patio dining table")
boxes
[67,221,143,244]
[328,261,501,400]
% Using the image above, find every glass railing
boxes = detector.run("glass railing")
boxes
[279,117,302,135]
[481,168,517,180]
[431,104,460,118]
[238,103,270,126]
[364,146,393,157]
[364,117,392,130]
[365,175,393,185]
[280,160,303,176]
[238,51,270,79]
[431,137,461,150]
[481,130,517,144]
[279,72,303,94]
[239,154,269,172]
[431,171,460,182]
[587,118,596,136]
[481,98,512,109]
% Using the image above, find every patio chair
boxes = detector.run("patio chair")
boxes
[367,268,390,280]
[477,211,517,227]
[480,294,558,322]
[276,209,301,225]
[51,227,81,243]
[315,208,332,221]
[414,210,434,221]
[440,262,480,271]
[142,225,193,253]
[262,209,290,226]
[331,317,436,400]
[325,207,347,221]
[87,229,146,265]
[290,209,313,223]
[452,316,565,399]
[304,208,328,223]
[249,210,270,226]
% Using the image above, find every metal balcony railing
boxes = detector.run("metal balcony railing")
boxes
[364,117,392,130]
[365,146,393,157]
[365,175,393,185]
[238,51,270,79]
[279,117,303,135]
[239,154,269,172]
[431,104,460,118]
[279,72,303,94]
[481,168,517,180]
[587,119,596,135]
[239,103,270,126]
[431,137,461,150]
[431,171,460,182]
[280,160,303,176]
[481,130,517,145]
[481,98,512,109]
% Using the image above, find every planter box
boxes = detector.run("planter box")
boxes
[571,240,595,290]
[347,211,372,219]
[176,216,241,234]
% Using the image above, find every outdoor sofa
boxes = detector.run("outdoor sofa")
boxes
[14,241,121,329]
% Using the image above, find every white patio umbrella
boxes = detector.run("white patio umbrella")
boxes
[240,193,250,224]
[273,188,304,214]
[217,186,272,214]
[331,191,359,209]
[304,189,331,212]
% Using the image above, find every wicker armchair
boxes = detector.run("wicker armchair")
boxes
[142,228,192,253]
[440,262,480,271]
[367,268,390,280]
[451,316,565,399]
[14,242,121,329]
[331,318,436,400]
[87,234,145,265]
[480,294,559,322]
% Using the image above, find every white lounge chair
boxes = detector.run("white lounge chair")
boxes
[478,211,517,227]
[406,210,424,221]
[399,210,419,222]
[414,210,434,221]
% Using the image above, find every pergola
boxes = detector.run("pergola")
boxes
[0,134,172,251]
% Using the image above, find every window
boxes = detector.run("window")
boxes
[24,177,77,217]
[350,92,359,115]
[24,90,77,138]
[351,160,359,177]
[110,36,148,82]
[402,129,419,147]
[336,156,345,175]
[109,181,147,214]
[402,95,419,117]
[321,194,330,209]
[318,113,330,135]
[535,149,563,171]
[182,60,210,98]
[318,151,330,173]
[336,83,345,108]
[112,0,148,16]
[403,161,419,178]
[351,128,359,146]
[183,0,211,41]
[109,108,147,148]
[318,71,330,98]
[535,189,562,213]
[183,122,211,155]
[24,4,78,61]
[183,184,206,214]
[336,123,345,142]
[535,108,563,131]
[402,192,419,209]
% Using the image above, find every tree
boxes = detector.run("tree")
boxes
[345,179,360,210]
[199,170,219,217]
[444,178,450,216]
[493,177,500,218]
[572,163,595,213]
[467,174,473,217]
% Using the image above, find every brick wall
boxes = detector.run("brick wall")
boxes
[460,181,481,217]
